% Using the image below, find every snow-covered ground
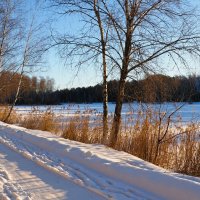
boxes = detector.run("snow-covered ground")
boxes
[0,121,200,200]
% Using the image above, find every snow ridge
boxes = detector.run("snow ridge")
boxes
[0,122,200,200]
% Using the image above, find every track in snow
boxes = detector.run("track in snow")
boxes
[1,122,199,200]
[0,143,106,200]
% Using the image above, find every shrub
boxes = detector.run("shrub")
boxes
[21,107,57,132]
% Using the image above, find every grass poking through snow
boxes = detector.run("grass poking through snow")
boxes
[0,104,200,177]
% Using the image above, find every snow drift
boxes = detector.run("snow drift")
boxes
[0,121,200,200]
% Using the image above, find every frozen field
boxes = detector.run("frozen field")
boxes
[14,102,200,124]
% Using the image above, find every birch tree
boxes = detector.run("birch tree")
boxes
[2,0,48,122]
[50,0,110,141]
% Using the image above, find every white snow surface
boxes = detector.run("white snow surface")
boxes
[14,102,200,123]
[0,121,200,200]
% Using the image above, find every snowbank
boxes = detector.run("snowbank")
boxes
[0,121,200,200]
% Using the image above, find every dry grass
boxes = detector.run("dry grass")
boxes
[62,110,102,144]
[173,124,200,176]
[114,106,200,176]
[0,104,199,177]
[0,106,21,124]
[20,107,57,132]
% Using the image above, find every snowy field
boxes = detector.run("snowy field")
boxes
[0,121,200,200]
[14,102,200,124]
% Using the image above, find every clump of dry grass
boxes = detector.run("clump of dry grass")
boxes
[173,124,200,176]
[62,109,102,144]
[21,107,57,132]
[62,115,80,141]
[0,106,21,124]
[113,105,200,176]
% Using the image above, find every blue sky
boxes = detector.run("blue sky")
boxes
[25,0,103,89]
[27,0,200,90]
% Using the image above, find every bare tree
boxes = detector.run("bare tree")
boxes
[97,0,200,146]
[3,1,49,122]
[0,0,23,90]
[50,0,200,146]
[49,0,110,141]
[93,0,109,141]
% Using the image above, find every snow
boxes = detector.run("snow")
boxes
[0,121,200,200]
[14,102,200,123]
[0,143,104,200]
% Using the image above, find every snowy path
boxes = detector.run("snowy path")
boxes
[0,121,200,200]
[0,134,152,200]
[0,143,106,200]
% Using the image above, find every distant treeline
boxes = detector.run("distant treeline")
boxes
[54,74,200,103]
[1,71,200,104]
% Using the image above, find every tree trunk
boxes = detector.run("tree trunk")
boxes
[3,72,23,122]
[109,1,132,146]
[93,0,108,142]
[3,14,32,122]
[110,69,127,147]
[102,53,108,142]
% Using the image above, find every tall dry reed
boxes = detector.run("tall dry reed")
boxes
[0,104,199,176]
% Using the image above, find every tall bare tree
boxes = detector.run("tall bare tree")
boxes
[102,0,200,146]
[50,0,200,146]
[2,0,49,122]
[50,0,110,141]
[93,0,108,141]
[0,0,22,87]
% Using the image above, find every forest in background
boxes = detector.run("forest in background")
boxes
[1,71,200,105]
